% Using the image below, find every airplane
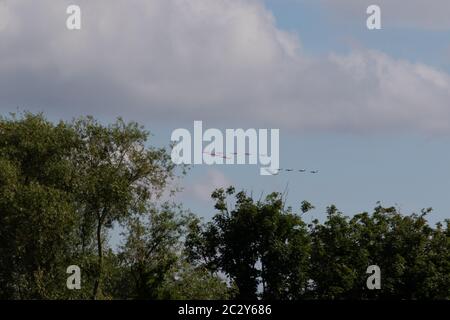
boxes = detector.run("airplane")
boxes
[202,151,230,159]
[268,168,319,174]
[230,152,261,156]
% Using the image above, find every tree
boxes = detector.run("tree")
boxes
[114,204,230,299]
[308,204,450,299]
[0,113,178,299]
[2,112,450,300]
[70,116,176,299]
[309,205,364,299]
[186,187,311,299]
[157,261,233,300]
[115,204,185,299]
[0,113,81,298]
[349,206,448,299]
[425,219,450,299]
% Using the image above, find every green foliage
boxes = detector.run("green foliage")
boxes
[1,112,449,300]
[0,113,80,298]
[186,188,311,300]
[187,190,450,300]
[0,112,179,299]
[114,204,186,299]
[309,205,364,299]
[109,204,229,300]
[156,262,233,300]
[70,116,176,299]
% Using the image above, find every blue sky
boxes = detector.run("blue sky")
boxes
[169,0,450,224]
[170,0,450,224]
[1,0,450,226]
[264,0,450,69]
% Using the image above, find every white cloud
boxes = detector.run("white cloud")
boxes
[184,169,232,202]
[0,2,11,31]
[0,0,450,133]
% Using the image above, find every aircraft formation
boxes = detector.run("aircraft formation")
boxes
[202,151,319,175]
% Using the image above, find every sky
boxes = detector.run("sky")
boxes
[1,0,450,226]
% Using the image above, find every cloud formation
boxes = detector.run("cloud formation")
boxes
[184,169,232,203]
[0,0,449,133]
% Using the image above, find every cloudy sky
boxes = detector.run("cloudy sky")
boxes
[1,0,450,223]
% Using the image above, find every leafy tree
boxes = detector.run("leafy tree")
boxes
[186,187,311,299]
[2,112,450,301]
[309,204,450,300]
[349,206,448,299]
[425,219,450,299]
[0,113,178,299]
[0,113,81,298]
[70,116,176,299]
[157,261,233,300]
[114,204,230,299]
[309,205,365,299]
[115,204,185,299]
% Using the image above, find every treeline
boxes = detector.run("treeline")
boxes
[0,113,449,300]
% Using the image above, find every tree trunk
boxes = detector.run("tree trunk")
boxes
[92,219,103,300]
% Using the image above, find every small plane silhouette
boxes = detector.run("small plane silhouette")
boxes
[269,168,318,175]
[202,151,230,159]
[230,152,262,156]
